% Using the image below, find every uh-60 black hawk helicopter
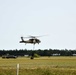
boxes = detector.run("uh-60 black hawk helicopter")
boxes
[19,35,41,45]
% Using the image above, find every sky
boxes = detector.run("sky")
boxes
[0,0,76,50]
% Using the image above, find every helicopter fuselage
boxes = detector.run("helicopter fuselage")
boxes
[20,38,41,44]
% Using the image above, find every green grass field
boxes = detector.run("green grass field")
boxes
[0,56,76,75]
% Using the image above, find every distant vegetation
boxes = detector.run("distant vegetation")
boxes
[0,49,76,56]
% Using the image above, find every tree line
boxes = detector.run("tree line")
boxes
[0,49,76,56]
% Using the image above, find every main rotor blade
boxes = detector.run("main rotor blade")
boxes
[22,35,48,38]
[29,35,47,38]
[29,35,48,38]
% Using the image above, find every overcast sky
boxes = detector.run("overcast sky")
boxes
[0,0,76,50]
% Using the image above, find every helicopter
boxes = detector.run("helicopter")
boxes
[19,35,41,45]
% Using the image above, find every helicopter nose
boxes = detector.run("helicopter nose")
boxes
[39,40,41,43]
